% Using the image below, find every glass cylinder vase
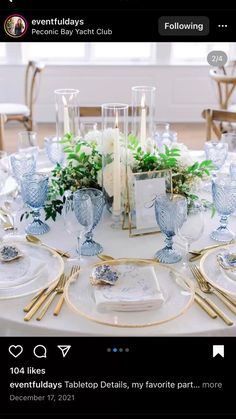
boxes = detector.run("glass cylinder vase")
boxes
[101,103,128,228]
[55,89,80,140]
[131,86,156,152]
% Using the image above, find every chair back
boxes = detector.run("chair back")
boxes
[25,61,45,117]
[202,108,236,140]
[209,63,236,110]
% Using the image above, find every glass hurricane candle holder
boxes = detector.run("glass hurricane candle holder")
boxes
[55,89,80,140]
[102,103,128,228]
[131,86,156,152]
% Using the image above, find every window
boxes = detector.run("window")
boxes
[171,42,234,64]
[21,42,86,62]
[91,43,154,62]
[0,42,235,65]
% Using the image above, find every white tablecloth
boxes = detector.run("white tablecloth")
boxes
[0,150,235,336]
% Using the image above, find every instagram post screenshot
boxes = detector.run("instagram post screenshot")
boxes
[0,1,235,416]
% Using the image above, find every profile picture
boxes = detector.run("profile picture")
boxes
[4,14,28,38]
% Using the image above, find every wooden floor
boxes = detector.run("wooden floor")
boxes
[1,122,207,153]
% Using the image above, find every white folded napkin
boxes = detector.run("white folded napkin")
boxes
[94,265,165,312]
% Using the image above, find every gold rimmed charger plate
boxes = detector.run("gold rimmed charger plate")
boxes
[200,244,236,298]
[0,237,64,299]
[64,258,195,328]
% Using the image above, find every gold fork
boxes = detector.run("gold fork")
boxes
[189,265,234,325]
[53,265,80,316]
[190,265,236,313]
[36,274,67,321]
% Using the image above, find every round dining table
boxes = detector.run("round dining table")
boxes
[0,149,235,337]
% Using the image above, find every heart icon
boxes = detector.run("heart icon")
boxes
[9,345,23,358]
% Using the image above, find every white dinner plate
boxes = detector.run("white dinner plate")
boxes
[65,259,194,328]
[0,238,64,299]
[200,244,236,297]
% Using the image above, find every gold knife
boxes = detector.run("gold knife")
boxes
[194,293,218,318]
[23,278,62,321]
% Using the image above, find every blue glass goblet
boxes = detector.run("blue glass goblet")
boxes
[10,153,36,185]
[154,194,187,263]
[204,141,228,179]
[75,188,105,256]
[21,173,50,235]
[45,137,65,165]
[211,175,236,241]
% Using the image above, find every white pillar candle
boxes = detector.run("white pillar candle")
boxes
[140,94,146,147]
[62,95,70,135]
[113,113,121,214]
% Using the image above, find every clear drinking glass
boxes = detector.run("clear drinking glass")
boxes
[21,173,50,235]
[76,188,105,256]
[178,200,205,262]
[211,175,236,241]
[154,194,187,263]
[204,141,228,178]
[63,191,93,260]
[45,137,65,165]
[154,122,177,150]
[18,131,38,156]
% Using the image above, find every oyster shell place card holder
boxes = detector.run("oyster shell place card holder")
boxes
[0,244,23,262]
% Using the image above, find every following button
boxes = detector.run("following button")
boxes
[158,16,209,36]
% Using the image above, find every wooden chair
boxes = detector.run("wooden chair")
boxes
[80,106,137,117]
[0,61,45,132]
[209,64,236,111]
[202,108,236,140]
[0,114,6,150]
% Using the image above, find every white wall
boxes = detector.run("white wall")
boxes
[0,64,225,123]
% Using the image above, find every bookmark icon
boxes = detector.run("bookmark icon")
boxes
[57,345,71,358]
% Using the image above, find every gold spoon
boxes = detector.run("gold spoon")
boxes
[97,254,116,261]
[26,235,70,258]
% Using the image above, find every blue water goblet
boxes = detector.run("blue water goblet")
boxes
[10,152,36,185]
[21,173,50,235]
[75,188,105,256]
[211,175,236,241]
[204,141,228,178]
[154,194,187,263]
[45,137,65,165]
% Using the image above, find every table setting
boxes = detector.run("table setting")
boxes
[1,86,236,337]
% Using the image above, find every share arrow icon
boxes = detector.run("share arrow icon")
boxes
[57,345,71,358]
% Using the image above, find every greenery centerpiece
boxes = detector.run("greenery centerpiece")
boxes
[21,130,214,222]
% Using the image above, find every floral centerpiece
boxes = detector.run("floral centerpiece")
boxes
[21,130,214,222]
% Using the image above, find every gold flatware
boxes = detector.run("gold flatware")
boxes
[53,265,80,316]
[189,265,234,325]
[0,211,14,230]
[97,254,116,261]
[171,271,218,319]
[194,293,218,319]
[24,277,63,321]
[26,235,70,258]
[190,264,236,314]
[189,240,234,256]
[23,288,48,313]
[36,274,67,321]
[189,254,203,262]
